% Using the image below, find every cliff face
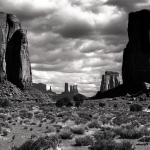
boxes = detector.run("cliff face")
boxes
[0,12,32,90]
[122,10,150,88]
[100,71,121,92]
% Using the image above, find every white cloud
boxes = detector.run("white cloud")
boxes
[1,0,148,96]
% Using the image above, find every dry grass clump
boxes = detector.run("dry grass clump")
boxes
[88,120,102,128]
[89,140,134,150]
[57,111,68,117]
[12,135,61,150]
[0,113,8,121]
[74,117,89,124]
[59,127,73,139]
[138,136,150,142]
[113,125,150,139]
[89,130,134,150]
[75,135,93,146]
[77,111,92,121]
[19,109,33,119]
[71,124,85,134]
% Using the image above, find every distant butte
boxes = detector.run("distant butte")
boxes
[100,71,121,92]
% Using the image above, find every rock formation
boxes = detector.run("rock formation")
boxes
[65,83,69,93]
[46,86,56,96]
[53,83,79,101]
[33,83,46,93]
[122,9,150,89]
[0,12,32,90]
[100,71,121,92]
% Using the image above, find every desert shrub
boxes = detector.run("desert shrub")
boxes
[56,97,73,107]
[138,136,150,142]
[93,113,99,119]
[93,130,115,141]
[54,125,62,133]
[114,104,117,108]
[78,112,92,121]
[0,114,7,122]
[89,130,134,150]
[2,129,8,136]
[99,102,105,107]
[59,128,73,139]
[75,117,89,124]
[0,121,11,129]
[25,112,33,119]
[73,94,86,107]
[130,104,142,111]
[19,109,28,119]
[131,120,140,127]
[75,135,93,146]
[31,134,36,139]
[46,112,56,120]
[89,140,134,150]
[11,113,18,118]
[36,113,44,120]
[57,111,68,117]
[0,99,10,107]
[71,125,85,134]
[24,126,28,129]
[0,108,5,113]
[88,121,102,128]
[114,126,150,139]
[13,135,60,150]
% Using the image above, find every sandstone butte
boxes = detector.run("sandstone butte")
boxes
[0,12,32,90]
[100,71,121,92]
[0,12,50,101]
[122,9,150,91]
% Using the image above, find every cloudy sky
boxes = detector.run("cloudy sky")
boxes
[1,0,150,96]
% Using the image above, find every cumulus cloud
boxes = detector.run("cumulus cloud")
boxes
[1,0,149,96]
[105,0,150,13]
[0,0,58,21]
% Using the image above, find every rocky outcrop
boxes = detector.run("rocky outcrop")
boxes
[0,12,32,90]
[100,71,121,92]
[122,10,150,89]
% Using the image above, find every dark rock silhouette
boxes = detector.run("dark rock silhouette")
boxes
[122,9,150,90]
[65,83,69,93]
[0,12,32,90]
[100,71,121,92]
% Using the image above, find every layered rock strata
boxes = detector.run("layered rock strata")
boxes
[122,10,150,88]
[0,12,32,90]
[100,71,121,92]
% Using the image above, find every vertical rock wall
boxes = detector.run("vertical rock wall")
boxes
[122,10,150,89]
[0,12,32,90]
